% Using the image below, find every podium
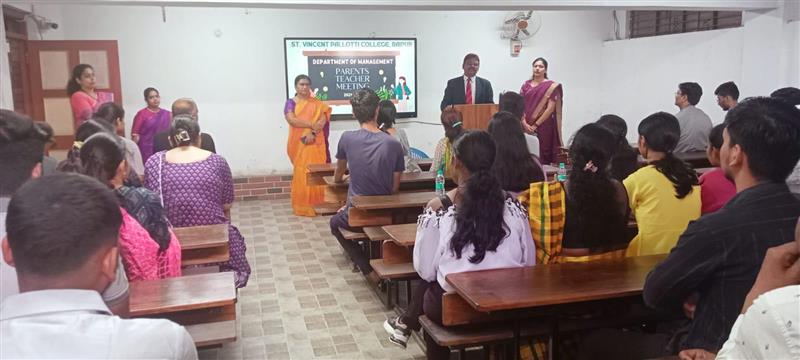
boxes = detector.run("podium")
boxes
[454,104,499,130]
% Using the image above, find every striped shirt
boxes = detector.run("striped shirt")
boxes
[643,182,800,352]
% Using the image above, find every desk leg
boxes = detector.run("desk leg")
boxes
[513,319,520,360]
[548,317,559,360]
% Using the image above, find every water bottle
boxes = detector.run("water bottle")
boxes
[435,170,446,196]
[556,162,568,182]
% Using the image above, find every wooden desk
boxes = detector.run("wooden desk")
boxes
[174,224,230,267]
[383,223,417,247]
[695,167,714,175]
[130,272,237,326]
[351,191,435,211]
[324,172,455,192]
[446,254,666,313]
[676,151,711,168]
[307,159,433,186]
[348,191,435,227]
[634,150,711,169]
[447,254,665,359]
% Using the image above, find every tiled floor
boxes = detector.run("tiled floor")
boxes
[198,199,425,360]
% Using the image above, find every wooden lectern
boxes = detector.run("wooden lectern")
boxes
[453,104,499,130]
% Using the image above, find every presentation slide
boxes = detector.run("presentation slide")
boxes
[284,38,417,119]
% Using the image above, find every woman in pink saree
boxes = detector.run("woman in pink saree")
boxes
[131,87,171,162]
[520,57,564,165]
[68,64,114,129]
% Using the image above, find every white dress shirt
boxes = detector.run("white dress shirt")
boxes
[463,75,477,104]
[413,197,537,292]
[716,285,800,359]
[1,289,197,359]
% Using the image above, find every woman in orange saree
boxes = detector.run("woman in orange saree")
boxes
[284,74,331,216]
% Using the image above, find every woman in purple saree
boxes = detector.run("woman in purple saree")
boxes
[132,87,171,162]
[520,57,564,165]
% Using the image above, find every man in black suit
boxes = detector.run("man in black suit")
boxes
[440,53,494,110]
[153,98,216,154]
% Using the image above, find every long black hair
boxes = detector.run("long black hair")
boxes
[441,107,465,143]
[449,131,509,264]
[78,132,126,188]
[488,111,544,191]
[170,115,201,147]
[567,124,627,248]
[57,120,114,173]
[377,100,397,131]
[94,102,125,129]
[74,132,172,251]
[597,114,638,181]
[67,64,93,96]
[638,112,698,198]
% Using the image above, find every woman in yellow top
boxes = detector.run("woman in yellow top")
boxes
[284,74,331,216]
[624,112,701,256]
[430,107,465,179]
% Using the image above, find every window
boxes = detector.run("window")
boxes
[628,11,742,39]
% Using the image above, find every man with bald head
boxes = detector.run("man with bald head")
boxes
[152,98,216,154]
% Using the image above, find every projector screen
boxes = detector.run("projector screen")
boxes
[284,37,417,120]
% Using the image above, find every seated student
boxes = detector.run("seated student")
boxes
[562,124,630,260]
[772,87,800,193]
[0,174,197,359]
[0,110,129,316]
[487,111,545,195]
[674,82,713,153]
[384,131,536,358]
[716,220,800,359]
[377,99,421,173]
[581,97,800,359]
[714,81,739,111]
[329,89,405,281]
[94,102,145,178]
[62,132,182,281]
[145,116,250,288]
[58,119,142,187]
[152,98,216,154]
[699,124,736,214]
[624,112,700,256]
[499,91,540,158]
[430,107,465,179]
[596,114,639,182]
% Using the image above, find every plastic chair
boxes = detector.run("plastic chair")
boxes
[409,147,429,160]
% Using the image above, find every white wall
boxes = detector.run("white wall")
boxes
[600,4,800,142]
[0,6,12,109]
[18,5,612,175]
[7,3,794,174]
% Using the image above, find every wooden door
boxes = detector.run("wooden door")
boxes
[4,5,32,115]
[26,40,122,160]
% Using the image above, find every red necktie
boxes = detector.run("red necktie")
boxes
[465,77,473,104]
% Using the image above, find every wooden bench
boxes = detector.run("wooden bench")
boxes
[363,226,391,259]
[185,320,237,348]
[313,202,341,215]
[383,223,417,247]
[339,227,366,240]
[130,272,237,327]
[370,259,417,309]
[371,240,417,309]
[173,224,230,267]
